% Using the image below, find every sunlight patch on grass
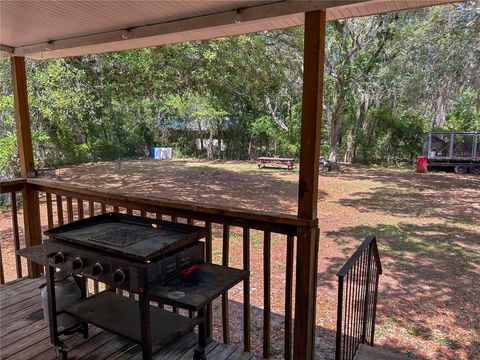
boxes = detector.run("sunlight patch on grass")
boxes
[407,325,431,338]
[376,317,395,337]
[472,340,480,353]
[433,335,460,349]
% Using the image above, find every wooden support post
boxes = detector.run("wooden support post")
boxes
[11,56,42,277]
[11,57,35,178]
[297,10,325,220]
[294,10,326,360]
[22,184,43,277]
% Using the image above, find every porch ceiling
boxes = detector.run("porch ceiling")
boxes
[0,0,458,60]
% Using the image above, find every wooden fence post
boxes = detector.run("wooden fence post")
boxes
[294,10,326,360]
[11,56,42,277]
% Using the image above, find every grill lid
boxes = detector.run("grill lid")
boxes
[44,212,208,261]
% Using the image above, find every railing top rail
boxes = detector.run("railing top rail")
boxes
[26,178,314,235]
[0,178,27,193]
[336,235,382,278]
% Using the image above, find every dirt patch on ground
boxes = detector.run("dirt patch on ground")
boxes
[1,159,479,359]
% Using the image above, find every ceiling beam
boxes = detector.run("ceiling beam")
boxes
[14,0,365,60]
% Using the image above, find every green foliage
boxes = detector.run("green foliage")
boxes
[0,131,17,177]
[444,91,480,131]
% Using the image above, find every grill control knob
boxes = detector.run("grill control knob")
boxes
[92,263,104,276]
[53,252,66,264]
[113,269,126,284]
[72,257,84,270]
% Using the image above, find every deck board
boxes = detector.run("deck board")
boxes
[0,277,256,360]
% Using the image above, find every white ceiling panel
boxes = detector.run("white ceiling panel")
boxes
[0,0,459,60]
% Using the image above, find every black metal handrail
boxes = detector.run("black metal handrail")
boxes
[335,235,382,360]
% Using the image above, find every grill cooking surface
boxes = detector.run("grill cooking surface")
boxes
[44,213,208,261]
[88,227,159,247]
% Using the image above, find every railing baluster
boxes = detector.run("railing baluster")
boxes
[347,262,356,359]
[88,201,95,217]
[0,244,5,284]
[352,259,360,357]
[343,268,349,359]
[367,255,373,343]
[205,222,213,338]
[222,225,230,344]
[56,195,64,225]
[66,197,74,223]
[367,256,375,344]
[285,234,294,360]
[358,252,367,350]
[89,200,98,294]
[77,199,84,220]
[354,254,365,354]
[355,255,363,356]
[335,275,344,360]
[46,193,54,229]
[263,231,271,359]
[371,263,380,345]
[353,260,361,359]
[243,227,251,352]
[362,246,373,343]
[362,252,369,340]
[11,191,22,279]
[342,272,350,360]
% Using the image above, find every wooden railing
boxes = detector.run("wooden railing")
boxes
[0,179,25,284]
[0,178,317,359]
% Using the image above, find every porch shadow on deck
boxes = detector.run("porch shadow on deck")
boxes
[0,277,260,360]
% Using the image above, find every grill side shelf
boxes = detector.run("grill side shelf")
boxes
[148,263,249,311]
[17,244,45,265]
[64,291,194,347]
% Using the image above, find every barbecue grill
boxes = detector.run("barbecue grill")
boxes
[18,213,249,360]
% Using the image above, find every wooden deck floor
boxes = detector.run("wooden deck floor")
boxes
[0,277,258,360]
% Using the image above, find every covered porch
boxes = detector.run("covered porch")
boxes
[0,1,458,359]
[1,276,260,360]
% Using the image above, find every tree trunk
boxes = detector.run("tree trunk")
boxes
[433,89,447,129]
[248,134,254,160]
[207,128,214,160]
[344,127,355,163]
[329,82,345,166]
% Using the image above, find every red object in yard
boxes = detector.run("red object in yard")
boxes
[416,156,428,173]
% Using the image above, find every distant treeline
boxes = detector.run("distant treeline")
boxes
[0,2,479,176]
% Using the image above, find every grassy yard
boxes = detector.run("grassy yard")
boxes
[1,159,478,359]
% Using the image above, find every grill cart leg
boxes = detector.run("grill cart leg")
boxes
[81,322,89,339]
[194,307,207,360]
[55,346,68,360]
[139,292,152,359]
[47,265,68,359]
[72,275,89,339]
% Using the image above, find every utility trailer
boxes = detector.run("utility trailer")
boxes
[424,131,480,174]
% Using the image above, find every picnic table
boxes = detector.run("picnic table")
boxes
[257,157,295,170]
